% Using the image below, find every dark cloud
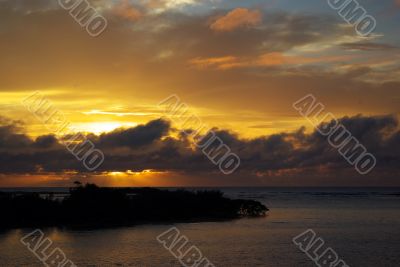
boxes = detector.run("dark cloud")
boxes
[97,119,170,148]
[0,117,32,149]
[0,115,399,182]
[34,134,59,149]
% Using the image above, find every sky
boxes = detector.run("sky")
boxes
[0,0,399,187]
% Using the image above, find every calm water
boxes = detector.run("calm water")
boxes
[1,187,400,266]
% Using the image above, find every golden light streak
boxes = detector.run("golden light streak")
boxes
[69,122,138,135]
[106,169,164,177]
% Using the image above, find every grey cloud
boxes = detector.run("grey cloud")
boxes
[97,119,170,148]
[340,42,398,51]
[0,115,398,179]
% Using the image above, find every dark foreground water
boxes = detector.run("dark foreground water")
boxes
[0,187,399,266]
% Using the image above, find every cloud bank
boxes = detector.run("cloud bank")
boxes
[0,114,399,185]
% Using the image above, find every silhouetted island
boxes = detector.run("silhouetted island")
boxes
[0,184,268,229]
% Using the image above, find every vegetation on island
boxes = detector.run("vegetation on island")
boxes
[0,184,268,229]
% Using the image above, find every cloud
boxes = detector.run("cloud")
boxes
[190,53,352,70]
[111,0,143,21]
[340,42,398,51]
[257,53,351,66]
[0,6,363,92]
[0,117,32,149]
[0,115,399,184]
[97,119,170,148]
[34,135,59,149]
[0,0,58,12]
[210,8,262,32]
[146,0,198,10]
[189,56,243,70]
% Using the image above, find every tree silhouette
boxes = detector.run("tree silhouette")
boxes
[0,184,268,229]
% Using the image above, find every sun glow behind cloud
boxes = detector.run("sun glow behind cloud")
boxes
[70,122,139,135]
[103,170,172,187]
[107,170,160,177]
[0,170,171,187]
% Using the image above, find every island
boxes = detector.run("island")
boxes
[0,184,268,229]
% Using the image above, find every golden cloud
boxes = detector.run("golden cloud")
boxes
[190,52,352,70]
[189,56,242,70]
[256,53,352,66]
[210,8,262,32]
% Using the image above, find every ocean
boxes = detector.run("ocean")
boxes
[0,187,399,266]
